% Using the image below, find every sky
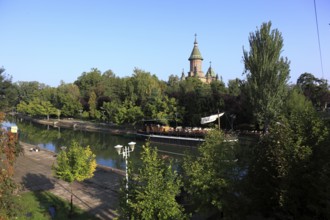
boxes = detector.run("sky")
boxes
[1,0,329,87]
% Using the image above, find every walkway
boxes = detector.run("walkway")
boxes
[13,142,124,220]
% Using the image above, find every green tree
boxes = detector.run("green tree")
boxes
[178,77,211,126]
[183,130,240,217]
[101,69,123,102]
[119,143,187,219]
[144,95,179,125]
[0,68,16,110]
[209,80,226,114]
[15,81,47,103]
[56,83,82,117]
[74,68,103,98]
[129,68,163,107]
[296,72,330,110]
[283,88,314,117]
[166,74,181,99]
[282,91,330,219]
[16,101,30,115]
[0,112,21,219]
[17,97,57,119]
[39,100,58,120]
[52,141,96,215]
[244,122,298,218]
[124,100,144,124]
[243,21,290,132]
[227,78,241,96]
[88,91,100,119]
[243,91,330,218]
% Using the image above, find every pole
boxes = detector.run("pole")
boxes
[218,109,221,130]
[125,146,129,203]
[125,148,128,190]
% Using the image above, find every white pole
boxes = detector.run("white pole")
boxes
[125,147,128,190]
[125,146,129,203]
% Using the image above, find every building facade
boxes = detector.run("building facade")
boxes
[181,34,218,83]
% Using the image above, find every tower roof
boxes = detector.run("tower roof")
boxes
[206,61,216,77]
[188,34,203,61]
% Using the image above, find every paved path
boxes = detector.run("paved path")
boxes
[13,142,124,220]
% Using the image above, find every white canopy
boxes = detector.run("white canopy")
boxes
[201,112,224,124]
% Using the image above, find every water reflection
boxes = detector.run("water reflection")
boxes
[6,116,198,170]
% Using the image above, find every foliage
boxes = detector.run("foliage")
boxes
[227,78,241,96]
[144,95,179,125]
[52,141,96,214]
[243,21,290,132]
[17,97,58,120]
[243,94,330,219]
[283,94,330,219]
[74,68,103,98]
[177,77,211,126]
[283,88,314,117]
[55,83,82,117]
[14,191,98,220]
[0,68,17,110]
[101,69,124,102]
[0,112,21,219]
[53,141,96,183]
[129,68,163,107]
[88,91,100,119]
[183,130,240,216]
[119,143,187,220]
[244,122,299,218]
[296,72,330,110]
[102,100,143,125]
[12,66,247,128]
[15,81,47,103]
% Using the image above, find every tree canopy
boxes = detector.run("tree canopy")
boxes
[243,21,290,132]
[52,141,96,214]
[119,143,187,220]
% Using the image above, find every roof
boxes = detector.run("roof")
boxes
[188,36,203,61]
[206,65,216,77]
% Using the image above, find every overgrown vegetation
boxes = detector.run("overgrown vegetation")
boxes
[14,191,98,220]
[118,143,188,220]
[0,112,21,219]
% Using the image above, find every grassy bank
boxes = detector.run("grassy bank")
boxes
[14,191,98,220]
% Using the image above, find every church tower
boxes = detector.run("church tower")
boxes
[183,34,218,83]
[188,34,205,79]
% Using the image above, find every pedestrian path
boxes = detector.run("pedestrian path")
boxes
[14,142,124,220]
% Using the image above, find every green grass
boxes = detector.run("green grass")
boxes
[14,191,99,220]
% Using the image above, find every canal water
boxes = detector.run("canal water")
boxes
[3,117,198,171]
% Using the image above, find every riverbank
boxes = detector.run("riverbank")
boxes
[15,113,136,136]
[14,141,124,220]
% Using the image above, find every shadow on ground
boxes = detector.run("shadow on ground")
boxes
[78,167,123,219]
[21,173,55,191]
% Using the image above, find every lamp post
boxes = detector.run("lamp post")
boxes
[114,142,136,201]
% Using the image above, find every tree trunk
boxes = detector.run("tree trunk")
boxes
[70,183,73,218]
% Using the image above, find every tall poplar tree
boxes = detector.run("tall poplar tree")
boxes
[243,21,290,132]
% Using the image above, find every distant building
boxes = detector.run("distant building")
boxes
[181,34,218,83]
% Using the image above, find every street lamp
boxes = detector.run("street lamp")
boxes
[114,142,136,200]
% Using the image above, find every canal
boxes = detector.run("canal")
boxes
[4,116,199,171]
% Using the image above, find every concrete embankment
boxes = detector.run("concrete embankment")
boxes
[16,114,136,135]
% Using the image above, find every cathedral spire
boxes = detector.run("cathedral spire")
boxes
[189,34,203,61]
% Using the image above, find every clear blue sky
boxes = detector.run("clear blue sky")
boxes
[1,0,329,87]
